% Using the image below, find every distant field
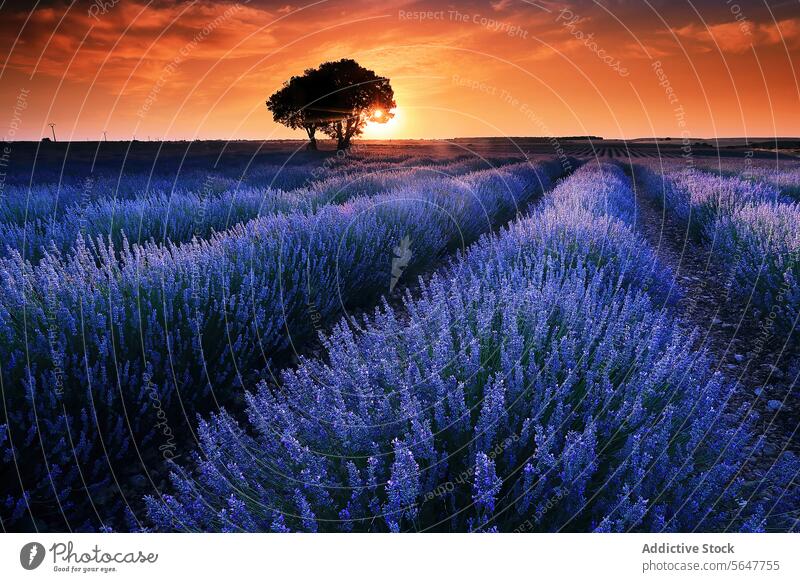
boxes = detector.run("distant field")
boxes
[2,137,796,185]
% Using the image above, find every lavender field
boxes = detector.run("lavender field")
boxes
[1,144,798,533]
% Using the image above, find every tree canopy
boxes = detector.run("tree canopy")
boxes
[266,59,395,149]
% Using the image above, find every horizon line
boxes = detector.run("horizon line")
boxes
[4,136,800,144]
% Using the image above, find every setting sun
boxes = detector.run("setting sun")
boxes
[364,107,400,137]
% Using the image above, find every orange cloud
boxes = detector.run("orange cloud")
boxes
[1,0,799,141]
[673,17,800,53]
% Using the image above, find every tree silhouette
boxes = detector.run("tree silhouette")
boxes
[267,59,395,150]
[266,72,328,150]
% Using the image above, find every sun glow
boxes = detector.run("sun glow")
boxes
[363,107,399,138]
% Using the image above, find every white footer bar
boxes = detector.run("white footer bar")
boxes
[1,533,797,581]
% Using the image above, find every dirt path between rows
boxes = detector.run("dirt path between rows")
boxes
[629,166,799,530]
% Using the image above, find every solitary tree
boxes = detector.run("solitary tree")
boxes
[266,59,395,150]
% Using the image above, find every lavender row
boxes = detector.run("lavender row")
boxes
[0,159,562,531]
[0,166,314,226]
[0,152,516,229]
[692,159,800,201]
[0,156,522,263]
[634,165,799,337]
[145,164,787,532]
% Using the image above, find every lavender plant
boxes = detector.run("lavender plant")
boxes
[713,202,800,333]
[634,164,799,336]
[1,156,517,263]
[145,164,770,532]
[0,159,561,531]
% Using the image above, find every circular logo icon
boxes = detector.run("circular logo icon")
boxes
[20,542,46,570]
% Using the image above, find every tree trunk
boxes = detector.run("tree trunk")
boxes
[334,121,346,150]
[339,117,357,149]
[305,126,317,150]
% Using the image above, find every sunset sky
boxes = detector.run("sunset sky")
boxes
[1,0,799,142]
